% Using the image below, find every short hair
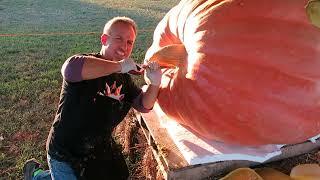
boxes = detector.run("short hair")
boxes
[103,16,138,36]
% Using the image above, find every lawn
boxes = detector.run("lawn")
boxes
[0,0,179,178]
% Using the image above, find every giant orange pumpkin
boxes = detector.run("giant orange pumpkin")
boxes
[145,0,320,146]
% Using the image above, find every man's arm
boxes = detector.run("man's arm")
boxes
[61,55,137,82]
[81,56,121,80]
[141,84,160,109]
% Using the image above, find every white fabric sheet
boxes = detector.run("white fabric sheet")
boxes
[153,102,318,165]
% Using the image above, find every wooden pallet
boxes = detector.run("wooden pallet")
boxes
[134,110,320,180]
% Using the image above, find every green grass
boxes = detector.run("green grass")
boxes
[0,0,179,178]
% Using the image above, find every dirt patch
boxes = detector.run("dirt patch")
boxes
[0,130,41,158]
[11,130,40,142]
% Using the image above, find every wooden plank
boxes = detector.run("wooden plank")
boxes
[267,140,320,162]
[169,160,255,180]
[134,110,188,170]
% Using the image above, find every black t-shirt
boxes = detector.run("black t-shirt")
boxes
[47,54,141,162]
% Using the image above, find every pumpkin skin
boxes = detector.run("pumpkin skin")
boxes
[146,0,320,146]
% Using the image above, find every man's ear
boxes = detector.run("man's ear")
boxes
[101,34,108,45]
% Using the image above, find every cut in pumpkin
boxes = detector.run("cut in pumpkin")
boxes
[146,44,187,68]
[306,0,320,28]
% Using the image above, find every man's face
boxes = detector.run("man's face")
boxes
[101,22,136,61]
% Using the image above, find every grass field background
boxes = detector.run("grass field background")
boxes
[0,0,179,178]
[2,0,320,179]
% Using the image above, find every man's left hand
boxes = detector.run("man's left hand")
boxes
[144,61,162,86]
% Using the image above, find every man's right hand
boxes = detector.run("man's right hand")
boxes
[119,58,137,73]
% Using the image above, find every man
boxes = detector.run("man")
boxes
[23,16,162,180]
